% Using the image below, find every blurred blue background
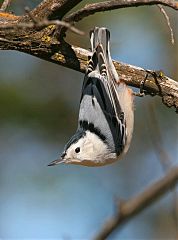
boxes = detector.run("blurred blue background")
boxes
[0,0,178,239]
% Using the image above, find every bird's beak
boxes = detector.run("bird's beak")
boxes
[48,158,66,166]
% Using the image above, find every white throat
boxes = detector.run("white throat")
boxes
[77,131,116,165]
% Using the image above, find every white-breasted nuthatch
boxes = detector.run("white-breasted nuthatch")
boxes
[48,27,134,167]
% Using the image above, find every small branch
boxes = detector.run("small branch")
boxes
[0,0,12,11]
[64,0,178,23]
[157,4,175,44]
[22,0,83,21]
[37,45,178,113]
[0,19,84,35]
[94,166,178,240]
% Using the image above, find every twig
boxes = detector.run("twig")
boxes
[157,4,175,44]
[0,0,12,11]
[23,0,82,21]
[0,19,84,35]
[94,166,178,240]
[64,0,178,23]
[51,46,177,113]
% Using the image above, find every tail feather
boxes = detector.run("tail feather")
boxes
[89,27,119,82]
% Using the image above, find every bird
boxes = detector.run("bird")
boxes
[48,27,134,167]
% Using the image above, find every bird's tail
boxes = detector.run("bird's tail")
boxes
[89,27,119,82]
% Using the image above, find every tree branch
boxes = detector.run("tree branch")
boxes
[94,166,178,240]
[0,31,177,111]
[22,0,83,21]
[0,18,84,35]
[30,45,178,113]
[64,0,178,23]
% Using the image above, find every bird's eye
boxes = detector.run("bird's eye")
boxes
[75,147,80,153]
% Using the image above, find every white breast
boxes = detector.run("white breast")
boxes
[77,131,117,166]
